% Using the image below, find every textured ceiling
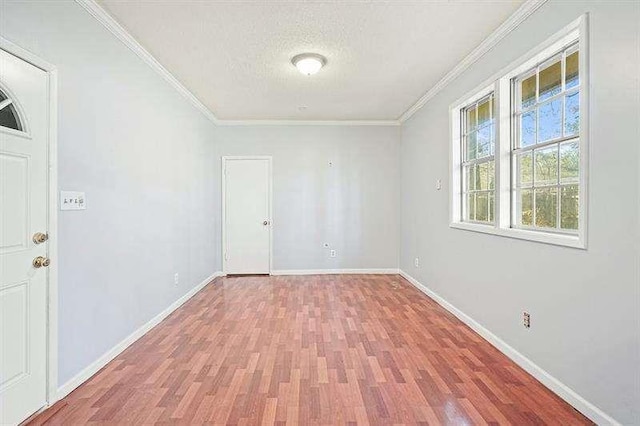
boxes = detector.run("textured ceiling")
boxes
[97,0,523,121]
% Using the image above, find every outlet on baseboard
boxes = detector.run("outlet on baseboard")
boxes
[330,249,336,258]
[414,257,420,268]
[174,273,179,285]
[523,312,531,328]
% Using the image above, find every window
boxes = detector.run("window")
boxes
[0,88,24,132]
[450,16,587,248]
[513,44,580,232]
[461,94,495,224]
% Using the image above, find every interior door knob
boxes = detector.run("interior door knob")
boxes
[33,232,48,244]
[33,256,50,268]
[263,220,270,226]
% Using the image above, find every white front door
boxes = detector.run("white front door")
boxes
[223,157,271,274]
[0,49,50,425]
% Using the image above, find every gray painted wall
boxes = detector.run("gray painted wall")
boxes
[399,1,639,423]
[215,125,400,271]
[1,1,220,385]
[2,0,637,423]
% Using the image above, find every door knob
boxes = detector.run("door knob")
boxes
[33,256,50,268]
[33,232,49,244]
[263,220,270,226]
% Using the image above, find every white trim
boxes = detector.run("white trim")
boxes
[398,270,621,426]
[271,269,399,276]
[56,271,223,401]
[450,221,585,249]
[74,0,219,125]
[399,0,548,123]
[448,15,588,250]
[217,119,400,127]
[0,35,60,412]
[47,68,60,412]
[449,83,496,227]
[221,156,273,275]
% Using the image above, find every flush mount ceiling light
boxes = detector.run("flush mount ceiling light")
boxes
[291,53,327,76]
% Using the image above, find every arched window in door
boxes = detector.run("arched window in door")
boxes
[0,88,24,132]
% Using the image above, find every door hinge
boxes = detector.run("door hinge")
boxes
[224,252,228,261]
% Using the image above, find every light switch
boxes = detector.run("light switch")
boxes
[60,191,86,210]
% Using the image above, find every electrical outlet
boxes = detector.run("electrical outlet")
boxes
[436,179,442,190]
[174,273,179,285]
[523,312,531,328]
[330,249,336,258]
[414,257,420,268]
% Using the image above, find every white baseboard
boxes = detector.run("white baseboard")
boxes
[398,270,619,426]
[55,271,223,401]
[270,268,399,276]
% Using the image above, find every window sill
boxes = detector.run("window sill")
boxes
[450,221,586,249]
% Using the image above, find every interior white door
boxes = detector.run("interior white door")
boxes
[224,158,271,274]
[0,49,49,425]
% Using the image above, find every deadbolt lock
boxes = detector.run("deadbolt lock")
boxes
[33,256,51,268]
[33,232,49,244]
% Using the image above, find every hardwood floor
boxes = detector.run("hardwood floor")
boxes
[29,274,591,425]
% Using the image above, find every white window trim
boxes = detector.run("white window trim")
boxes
[450,83,496,226]
[449,15,588,249]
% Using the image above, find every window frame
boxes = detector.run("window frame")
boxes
[460,91,496,225]
[449,15,588,249]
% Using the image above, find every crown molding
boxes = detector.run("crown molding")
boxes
[75,0,220,125]
[217,119,400,127]
[74,0,400,127]
[398,0,548,123]
[77,0,545,127]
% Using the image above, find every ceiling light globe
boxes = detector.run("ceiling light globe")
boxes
[292,53,326,76]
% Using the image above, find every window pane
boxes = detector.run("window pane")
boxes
[560,141,579,183]
[466,131,477,161]
[466,105,477,131]
[561,185,579,230]
[517,152,533,187]
[465,164,475,192]
[521,111,536,147]
[539,59,561,101]
[477,98,491,127]
[565,91,579,136]
[538,98,562,142]
[488,192,495,223]
[519,189,533,226]
[521,74,536,109]
[477,124,492,158]
[477,161,493,191]
[535,187,558,228]
[476,192,489,222]
[0,103,22,131]
[534,145,558,186]
[466,193,476,221]
[566,50,579,89]
[488,160,495,190]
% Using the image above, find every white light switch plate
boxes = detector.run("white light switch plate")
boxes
[60,191,86,210]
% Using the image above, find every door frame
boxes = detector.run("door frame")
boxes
[0,37,60,409]
[221,156,273,275]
